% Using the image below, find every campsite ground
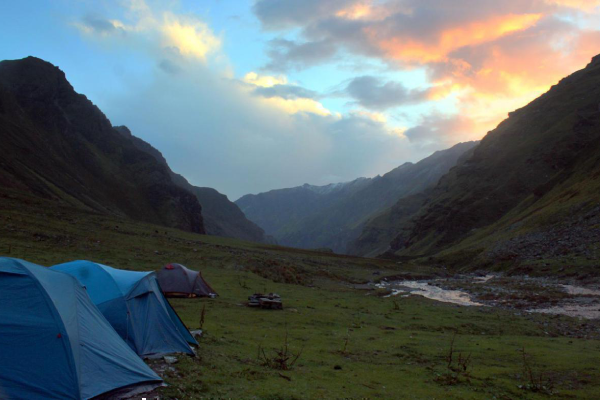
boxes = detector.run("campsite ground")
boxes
[1,189,600,399]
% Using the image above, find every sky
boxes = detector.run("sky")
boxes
[1,0,599,199]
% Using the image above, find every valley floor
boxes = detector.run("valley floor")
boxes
[1,189,600,399]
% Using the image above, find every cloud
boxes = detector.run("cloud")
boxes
[403,114,480,150]
[253,84,319,100]
[158,58,182,74]
[349,110,389,123]
[70,1,430,198]
[291,1,553,67]
[242,72,331,116]
[253,0,355,29]
[423,16,599,129]
[242,71,287,87]
[258,96,333,116]
[74,15,127,36]
[161,15,221,61]
[374,13,543,64]
[69,0,600,198]
[103,66,415,197]
[73,0,221,63]
[344,76,430,110]
[546,0,600,11]
[253,0,600,147]
[264,39,338,72]
[335,2,387,20]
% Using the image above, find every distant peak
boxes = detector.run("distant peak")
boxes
[0,56,72,95]
[1,56,64,73]
[24,55,48,62]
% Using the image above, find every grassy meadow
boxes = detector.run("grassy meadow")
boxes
[1,189,600,399]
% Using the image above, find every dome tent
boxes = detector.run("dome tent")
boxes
[157,263,218,298]
[0,258,162,400]
[51,260,197,357]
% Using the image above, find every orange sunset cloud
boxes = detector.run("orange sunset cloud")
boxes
[256,0,600,144]
[373,13,542,64]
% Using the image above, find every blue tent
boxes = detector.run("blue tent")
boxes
[51,260,197,357]
[0,257,163,400]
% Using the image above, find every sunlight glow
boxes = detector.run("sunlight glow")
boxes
[243,72,287,87]
[162,17,221,61]
[336,3,374,20]
[263,97,332,116]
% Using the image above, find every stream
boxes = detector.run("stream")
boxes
[374,277,600,320]
[526,284,600,319]
[375,281,484,306]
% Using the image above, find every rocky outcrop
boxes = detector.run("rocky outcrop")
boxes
[486,205,600,263]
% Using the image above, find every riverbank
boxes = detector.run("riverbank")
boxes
[375,274,600,339]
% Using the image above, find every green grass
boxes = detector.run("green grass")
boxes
[2,189,600,398]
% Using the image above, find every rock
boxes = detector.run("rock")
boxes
[163,356,178,365]
[190,329,203,338]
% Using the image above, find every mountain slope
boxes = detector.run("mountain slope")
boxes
[236,178,372,241]
[348,191,431,257]
[0,56,204,233]
[349,144,477,257]
[116,126,271,243]
[387,55,600,269]
[237,141,477,253]
[186,186,271,242]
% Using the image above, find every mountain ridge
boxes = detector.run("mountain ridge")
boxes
[0,56,270,243]
[376,54,600,272]
[0,56,205,233]
[236,141,478,253]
